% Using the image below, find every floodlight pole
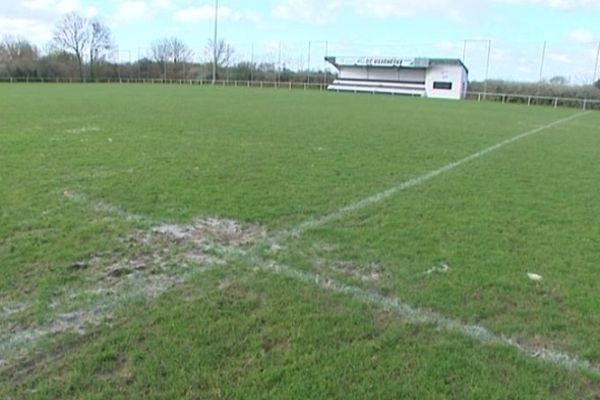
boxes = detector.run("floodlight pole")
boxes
[462,40,467,63]
[250,42,254,82]
[277,41,282,83]
[593,40,600,84]
[212,0,219,85]
[324,40,329,85]
[483,40,491,99]
[137,48,142,80]
[538,40,547,83]
[307,41,312,85]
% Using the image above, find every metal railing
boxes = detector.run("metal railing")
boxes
[466,91,600,110]
[1,77,598,110]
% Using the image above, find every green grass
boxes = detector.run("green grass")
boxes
[1,84,599,398]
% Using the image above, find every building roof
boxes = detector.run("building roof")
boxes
[325,56,469,74]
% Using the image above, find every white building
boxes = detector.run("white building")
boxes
[325,56,469,100]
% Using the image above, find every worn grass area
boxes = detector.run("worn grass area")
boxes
[1,84,599,397]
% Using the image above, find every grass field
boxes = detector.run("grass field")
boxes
[1,84,600,398]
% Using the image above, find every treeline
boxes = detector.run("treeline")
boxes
[0,52,331,84]
[0,12,330,84]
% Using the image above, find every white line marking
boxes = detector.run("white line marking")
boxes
[65,126,102,134]
[63,190,157,224]
[263,262,600,375]
[277,112,590,241]
[7,112,590,375]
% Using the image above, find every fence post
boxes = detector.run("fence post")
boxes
[289,82,292,90]
[477,93,481,102]
[527,96,531,106]
[583,99,587,111]
[554,98,558,108]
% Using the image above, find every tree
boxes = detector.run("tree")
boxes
[205,38,234,80]
[52,12,113,81]
[89,19,113,81]
[0,36,39,78]
[594,79,600,90]
[151,37,193,64]
[549,76,568,85]
[52,12,89,81]
[151,37,193,79]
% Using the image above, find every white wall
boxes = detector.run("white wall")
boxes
[339,67,368,80]
[397,69,426,83]
[424,64,467,100]
[340,67,426,83]
[334,62,468,100]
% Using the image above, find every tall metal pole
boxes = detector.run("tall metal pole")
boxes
[277,41,282,83]
[212,0,219,84]
[462,40,467,63]
[250,42,254,82]
[538,40,547,83]
[117,46,121,81]
[137,48,141,80]
[593,40,600,84]
[324,40,329,85]
[307,41,311,84]
[483,40,491,99]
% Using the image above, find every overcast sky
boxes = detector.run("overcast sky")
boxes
[1,0,600,82]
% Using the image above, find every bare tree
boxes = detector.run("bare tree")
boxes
[205,38,234,79]
[0,36,39,78]
[89,19,113,81]
[151,38,170,64]
[151,37,193,79]
[151,37,192,63]
[52,12,89,81]
[168,37,193,64]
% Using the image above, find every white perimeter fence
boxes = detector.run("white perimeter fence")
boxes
[2,77,599,111]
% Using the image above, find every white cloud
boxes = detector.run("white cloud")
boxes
[0,16,54,43]
[152,0,173,8]
[355,0,444,17]
[547,52,573,64]
[436,40,460,52]
[173,5,264,26]
[495,0,600,8]
[568,28,596,43]
[20,0,91,14]
[272,0,343,24]
[350,0,487,23]
[21,0,55,10]
[173,5,239,23]
[113,1,153,23]
[56,0,81,13]
[349,0,600,22]
[84,5,98,18]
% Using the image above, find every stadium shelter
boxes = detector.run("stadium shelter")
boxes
[325,56,469,100]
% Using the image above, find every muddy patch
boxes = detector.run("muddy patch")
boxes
[316,259,384,282]
[0,302,30,319]
[0,217,264,368]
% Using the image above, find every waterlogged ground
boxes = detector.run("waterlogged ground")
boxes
[1,85,600,398]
